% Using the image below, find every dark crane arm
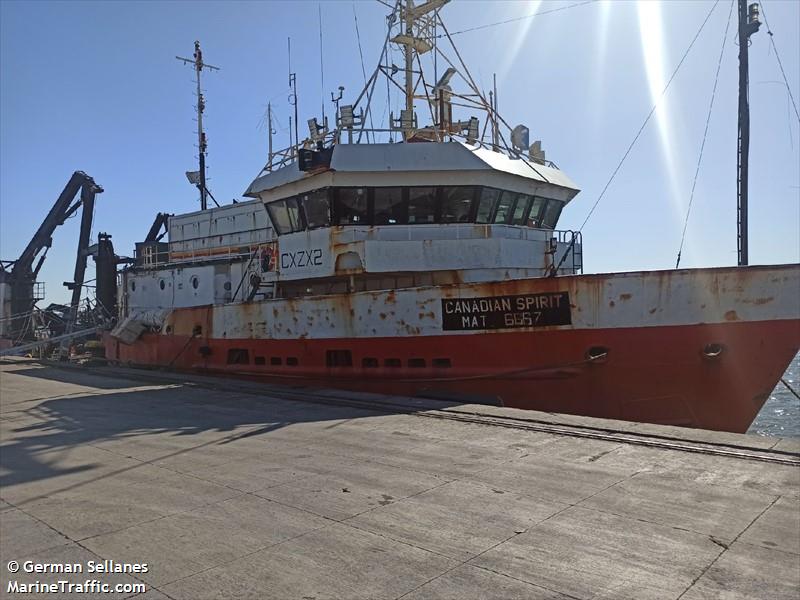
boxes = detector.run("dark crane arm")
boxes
[11,171,102,277]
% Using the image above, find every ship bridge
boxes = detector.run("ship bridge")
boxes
[237,140,583,297]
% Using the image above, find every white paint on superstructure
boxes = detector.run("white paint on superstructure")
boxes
[245,142,580,203]
[168,200,273,260]
[202,265,800,341]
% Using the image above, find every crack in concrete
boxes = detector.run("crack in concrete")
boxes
[675,495,781,599]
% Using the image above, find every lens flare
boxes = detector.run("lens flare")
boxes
[498,0,541,83]
[636,0,695,264]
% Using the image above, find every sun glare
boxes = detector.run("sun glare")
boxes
[595,1,612,86]
[498,0,541,84]
[636,0,690,261]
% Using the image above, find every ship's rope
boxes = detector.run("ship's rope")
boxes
[760,2,800,125]
[676,0,735,269]
[781,378,800,402]
[194,352,607,384]
[352,2,375,143]
[167,331,199,368]
[376,353,605,383]
[576,0,720,234]
[434,0,597,38]
[548,0,721,276]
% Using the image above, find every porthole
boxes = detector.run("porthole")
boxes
[159,279,165,290]
[191,276,199,290]
[223,281,232,291]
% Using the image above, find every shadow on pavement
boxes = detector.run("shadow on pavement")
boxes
[0,365,397,497]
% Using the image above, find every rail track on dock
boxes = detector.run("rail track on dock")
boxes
[10,359,800,467]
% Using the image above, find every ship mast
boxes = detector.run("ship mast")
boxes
[391,0,449,140]
[177,41,219,211]
[736,1,760,266]
[403,1,414,119]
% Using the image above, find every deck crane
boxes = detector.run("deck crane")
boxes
[0,171,105,347]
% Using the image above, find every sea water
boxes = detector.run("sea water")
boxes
[749,353,800,438]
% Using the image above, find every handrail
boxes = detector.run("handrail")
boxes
[548,230,582,277]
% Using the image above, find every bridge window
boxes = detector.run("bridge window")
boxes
[373,187,406,225]
[408,187,437,224]
[511,194,532,225]
[334,188,368,225]
[441,187,477,223]
[408,358,426,368]
[476,188,500,223]
[301,189,331,229]
[362,357,379,368]
[542,200,564,229]
[528,197,546,227]
[267,197,304,234]
[268,186,563,233]
[493,190,516,224]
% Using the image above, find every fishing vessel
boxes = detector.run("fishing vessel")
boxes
[105,0,799,433]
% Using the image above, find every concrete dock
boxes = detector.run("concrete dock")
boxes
[1,359,798,599]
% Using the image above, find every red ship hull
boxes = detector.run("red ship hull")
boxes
[106,265,800,433]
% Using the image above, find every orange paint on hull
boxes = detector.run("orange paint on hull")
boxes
[106,318,800,433]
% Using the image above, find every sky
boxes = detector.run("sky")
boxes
[1,0,798,306]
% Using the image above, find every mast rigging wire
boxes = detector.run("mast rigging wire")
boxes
[577,0,721,233]
[435,0,597,37]
[319,3,325,122]
[353,2,375,142]
[781,378,800,402]
[676,0,735,269]
[759,1,800,124]
[354,2,398,144]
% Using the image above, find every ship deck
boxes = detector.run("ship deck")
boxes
[1,358,798,599]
